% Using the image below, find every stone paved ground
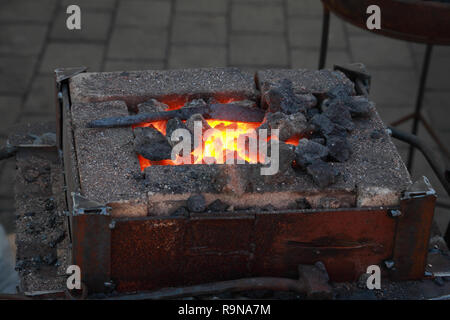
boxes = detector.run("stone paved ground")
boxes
[0,0,449,235]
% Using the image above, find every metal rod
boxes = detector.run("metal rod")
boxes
[88,103,266,128]
[436,200,450,210]
[389,126,450,196]
[390,112,450,161]
[407,44,433,172]
[105,277,307,300]
[318,6,330,69]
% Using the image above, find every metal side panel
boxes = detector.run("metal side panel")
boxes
[391,177,437,280]
[252,208,396,282]
[109,208,397,292]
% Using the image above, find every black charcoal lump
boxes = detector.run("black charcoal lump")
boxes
[346,96,373,118]
[229,100,258,109]
[184,99,207,108]
[258,78,376,189]
[294,138,329,168]
[262,79,317,114]
[185,113,211,134]
[325,84,354,101]
[258,112,308,142]
[187,194,206,213]
[322,102,355,132]
[134,126,172,161]
[306,161,339,188]
[310,113,334,137]
[137,98,169,113]
[326,136,352,162]
[166,117,188,146]
[207,199,229,212]
[278,142,296,173]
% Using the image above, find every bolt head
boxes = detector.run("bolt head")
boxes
[388,209,402,217]
[384,260,395,269]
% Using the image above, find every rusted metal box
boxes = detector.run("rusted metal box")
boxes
[56,67,436,294]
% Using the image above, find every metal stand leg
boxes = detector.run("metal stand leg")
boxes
[318,7,330,69]
[407,44,433,172]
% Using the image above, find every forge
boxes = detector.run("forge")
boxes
[50,66,435,294]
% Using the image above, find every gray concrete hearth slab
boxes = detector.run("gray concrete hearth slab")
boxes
[69,67,258,105]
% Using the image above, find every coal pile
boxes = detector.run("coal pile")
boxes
[261,79,373,187]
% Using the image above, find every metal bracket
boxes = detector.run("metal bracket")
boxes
[401,176,436,200]
[388,209,402,218]
[334,63,371,96]
[72,192,111,216]
[55,66,87,86]
[391,176,437,280]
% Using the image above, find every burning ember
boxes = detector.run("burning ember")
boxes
[135,116,265,171]
[131,92,312,171]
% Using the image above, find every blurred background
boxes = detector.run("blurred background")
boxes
[0,0,449,292]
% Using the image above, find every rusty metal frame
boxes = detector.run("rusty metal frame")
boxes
[58,69,437,295]
[321,0,450,45]
[71,193,112,293]
[391,177,437,280]
[108,207,398,293]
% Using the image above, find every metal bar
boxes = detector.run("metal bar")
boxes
[106,277,307,300]
[390,113,450,162]
[389,126,450,196]
[318,6,330,69]
[407,44,433,172]
[72,212,111,293]
[391,177,436,280]
[88,103,266,128]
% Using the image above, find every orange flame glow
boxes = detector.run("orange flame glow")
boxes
[136,119,264,171]
[193,120,262,165]
[134,99,299,171]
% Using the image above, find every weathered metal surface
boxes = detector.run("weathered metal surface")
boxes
[182,214,255,285]
[109,208,396,292]
[72,212,111,293]
[334,63,371,96]
[391,177,437,280]
[322,0,450,45]
[88,103,266,128]
[110,217,187,292]
[61,83,81,214]
[55,67,87,85]
[252,208,396,282]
